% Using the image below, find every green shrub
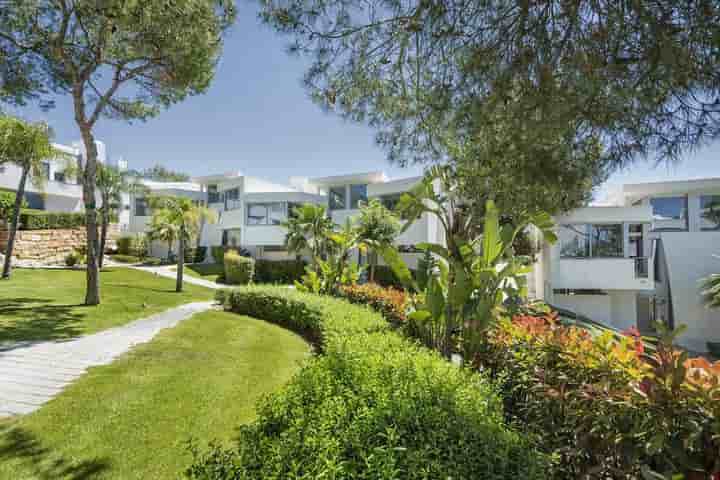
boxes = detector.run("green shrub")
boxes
[0,190,26,221]
[193,246,208,264]
[223,250,255,285]
[254,259,306,284]
[210,246,225,264]
[142,257,163,266]
[187,288,549,479]
[20,210,86,230]
[372,264,417,289]
[65,251,79,267]
[110,254,141,264]
[116,236,133,255]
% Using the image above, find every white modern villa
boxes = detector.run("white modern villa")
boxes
[129,171,439,267]
[532,177,720,352]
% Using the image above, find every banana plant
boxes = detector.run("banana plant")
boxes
[381,166,557,358]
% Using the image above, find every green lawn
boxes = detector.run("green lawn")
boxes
[173,263,224,283]
[0,268,214,343]
[0,310,310,479]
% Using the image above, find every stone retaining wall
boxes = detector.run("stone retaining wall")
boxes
[0,224,120,265]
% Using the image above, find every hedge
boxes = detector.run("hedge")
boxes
[14,209,119,230]
[19,210,85,230]
[339,282,409,324]
[371,264,417,289]
[223,250,255,285]
[186,287,549,479]
[254,259,305,284]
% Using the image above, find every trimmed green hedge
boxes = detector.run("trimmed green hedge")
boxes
[372,264,417,289]
[110,254,141,264]
[254,259,306,284]
[20,210,85,230]
[187,287,549,479]
[223,251,255,285]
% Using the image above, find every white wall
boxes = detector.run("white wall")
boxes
[553,291,637,331]
[659,232,720,351]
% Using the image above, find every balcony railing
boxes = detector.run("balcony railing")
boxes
[634,257,649,278]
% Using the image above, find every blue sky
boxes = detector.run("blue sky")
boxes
[6,6,719,194]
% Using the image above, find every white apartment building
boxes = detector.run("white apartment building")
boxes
[128,170,441,267]
[534,177,720,352]
[0,139,135,230]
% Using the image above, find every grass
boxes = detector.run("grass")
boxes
[0,310,310,479]
[173,263,224,284]
[0,268,214,343]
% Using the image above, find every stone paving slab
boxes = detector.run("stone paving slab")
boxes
[0,301,214,417]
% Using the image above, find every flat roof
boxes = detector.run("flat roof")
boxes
[308,171,387,186]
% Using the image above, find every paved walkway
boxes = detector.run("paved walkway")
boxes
[130,265,224,290]
[0,301,214,417]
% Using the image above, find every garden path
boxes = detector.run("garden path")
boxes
[0,301,214,417]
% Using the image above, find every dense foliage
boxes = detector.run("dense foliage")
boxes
[19,210,85,230]
[0,190,26,220]
[261,0,720,215]
[0,0,236,304]
[109,254,140,264]
[254,259,305,284]
[339,282,409,324]
[126,164,191,182]
[188,287,549,479]
[475,315,720,478]
[223,251,255,285]
[116,234,148,259]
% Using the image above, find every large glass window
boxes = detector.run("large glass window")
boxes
[650,196,688,231]
[591,224,623,257]
[328,186,346,211]
[700,195,720,231]
[207,184,220,203]
[559,224,590,257]
[246,203,286,225]
[560,224,623,258]
[41,162,50,180]
[349,184,368,209]
[53,171,66,183]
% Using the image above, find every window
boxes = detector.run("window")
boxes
[246,203,286,225]
[559,224,590,257]
[0,165,5,173]
[207,184,220,203]
[650,196,688,231]
[41,162,50,180]
[590,224,623,257]
[700,195,720,231]
[628,224,644,258]
[134,198,149,217]
[53,171,65,183]
[225,188,239,201]
[349,184,367,209]
[560,224,623,258]
[328,186,346,210]
[379,193,402,212]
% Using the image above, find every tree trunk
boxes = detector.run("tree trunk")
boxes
[176,235,184,293]
[79,125,101,305]
[2,166,29,279]
[369,252,376,283]
[167,241,173,262]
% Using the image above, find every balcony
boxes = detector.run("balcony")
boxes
[553,257,654,291]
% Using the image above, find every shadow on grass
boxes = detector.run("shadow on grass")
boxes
[0,297,85,344]
[0,425,110,479]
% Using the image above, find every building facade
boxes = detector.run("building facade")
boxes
[534,178,720,352]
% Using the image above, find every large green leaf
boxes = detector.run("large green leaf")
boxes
[482,200,503,265]
[416,242,450,262]
[378,244,418,292]
[426,275,446,321]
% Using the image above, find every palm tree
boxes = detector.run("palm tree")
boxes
[283,203,334,268]
[355,198,401,282]
[0,116,70,279]
[96,165,145,268]
[147,208,179,262]
[149,196,217,292]
[701,255,720,309]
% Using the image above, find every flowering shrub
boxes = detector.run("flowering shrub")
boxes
[475,313,720,479]
[339,283,409,324]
